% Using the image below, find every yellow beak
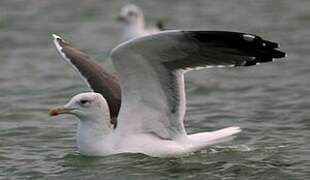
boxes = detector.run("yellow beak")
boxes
[49,107,72,116]
[116,15,126,22]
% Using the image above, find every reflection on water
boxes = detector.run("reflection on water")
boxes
[0,0,309,179]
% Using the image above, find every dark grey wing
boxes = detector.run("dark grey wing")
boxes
[52,35,121,124]
[111,30,286,140]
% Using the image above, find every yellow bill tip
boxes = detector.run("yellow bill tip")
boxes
[49,107,68,116]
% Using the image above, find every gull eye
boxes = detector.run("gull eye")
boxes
[128,11,135,17]
[79,99,90,105]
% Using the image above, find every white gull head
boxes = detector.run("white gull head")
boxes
[117,4,144,27]
[49,92,114,155]
[116,4,161,41]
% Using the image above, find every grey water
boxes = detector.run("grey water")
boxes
[0,0,309,179]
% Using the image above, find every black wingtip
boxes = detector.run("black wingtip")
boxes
[52,34,70,48]
[52,34,63,43]
[156,20,165,31]
[264,40,279,49]
[52,34,61,40]
[184,31,287,67]
[273,50,286,58]
[243,61,257,66]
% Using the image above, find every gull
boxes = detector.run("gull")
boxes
[117,4,164,42]
[49,31,286,157]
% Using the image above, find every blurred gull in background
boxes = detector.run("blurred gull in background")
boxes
[117,4,164,42]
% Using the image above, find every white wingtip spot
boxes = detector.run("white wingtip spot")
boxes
[52,34,61,40]
[52,34,71,66]
[243,34,255,42]
[53,34,63,53]
[240,61,247,66]
[205,66,215,69]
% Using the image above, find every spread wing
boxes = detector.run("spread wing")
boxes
[111,30,286,140]
[52,35,121,124]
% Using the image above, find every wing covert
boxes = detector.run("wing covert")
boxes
[111,30,286,139]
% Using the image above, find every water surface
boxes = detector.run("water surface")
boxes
[0,0,309,179]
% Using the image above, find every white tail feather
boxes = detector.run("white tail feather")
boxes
[188,126,241,150]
